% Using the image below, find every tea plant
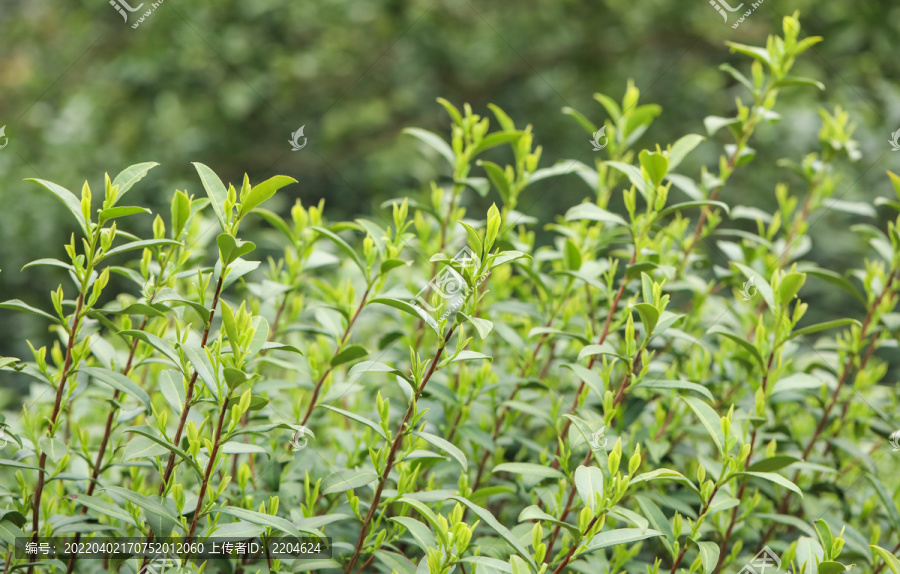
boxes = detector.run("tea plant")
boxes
[1,12,899,574]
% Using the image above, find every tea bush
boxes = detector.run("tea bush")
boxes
[1,13,899,574]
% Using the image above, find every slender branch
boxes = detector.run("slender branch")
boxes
[28,294,85,574]
[185,393,231,544]
[550,514,600,574]
[669,483,722,574]
[65,315,150,574]
[301,287,371,425]
[545,451,591,559]
[344,328,455,574]
[873,539,900,574]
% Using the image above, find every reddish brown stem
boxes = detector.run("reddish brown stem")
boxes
[550,514,600,574]
[28,294,84,574]
[185,393,231,545]
[344,328,455,574]
[545,451,591,559]
[301,287,370,426]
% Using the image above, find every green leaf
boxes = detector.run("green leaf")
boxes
[783,319,860,342]
[9,560,69,572]
[319,404,388,440]
[70,494,138,527]
[312,226,366,275]
[639,149,668,188]
[725,41,772,65]
[517,505,580,534]
[472,131,524,156]
[703,116,740,136]
[38,436,67,463]
[696,540,720,574]
[632,302,660,335]
[866,475,900,530]
[582,528,663,553]
[403,127,455,165]
[239,175,296,218]
[478,160,513,204]
[0,520,25,546]
[708,325,765,368]
[26,178,88,235]
[777,75,826,91]
[451,496,539,570]
[103,238,181,259]
[799,267,865,304]
[461,313,493,340]
[193,162,229,231]
[680,395,724,455]
[389,517,436,552]
[492,462,564,480]
[577,342,625,363]
[103,485,182,535]
[413,431,467,470]
[747,456,800,472]
[632,379,713,402]
[668,134,705,170]
[122,426,203,479]
[561,363,606,398]
[871,545,900,574]
[778,272,807,305]
[182,345,219,400]
[370,297,439,336]
[211,521,267,539]
[80,366,152,410]
[331,344,369,367]
[562,106,598,135]
[215,505,318,537]
[771,374,826,395]
[817,562,848,574]
[321,470,378,495]
[634,495,675,545]
[112,162,159,201]
[217,233,256,266]
[98,205,151,222]
[119,330,181,367]
[734,471,803,498]
[574,465,605,512]
[656,200,730,221]
[565,202,628,226]
[0,300,62,324]
[123,435,169,461]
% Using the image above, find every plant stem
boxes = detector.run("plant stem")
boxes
[344,328,455,574]
[669,483,722,574]
[65,315,150,574]
[185,391,231,545]
[158,275,225,494]
[301,287,370,426]
[550,514,600,574]
[28,294,84,574]
[760,269,897,544]
[140,275,224,570]
[545,450,591,559]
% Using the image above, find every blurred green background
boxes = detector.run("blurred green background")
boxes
[1,0,899,396]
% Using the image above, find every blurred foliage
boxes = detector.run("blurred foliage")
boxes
[1,0,900,376]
